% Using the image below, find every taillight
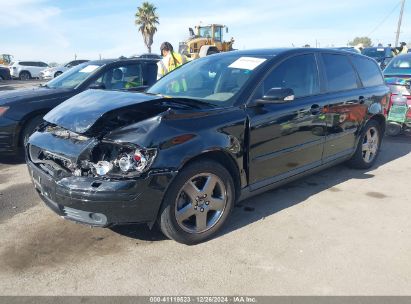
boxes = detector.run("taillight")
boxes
[0,106,9,116]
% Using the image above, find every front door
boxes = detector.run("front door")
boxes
[247,53,327,190]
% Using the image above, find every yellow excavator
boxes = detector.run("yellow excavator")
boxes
[0,54,13,66]
[179,24,235,59]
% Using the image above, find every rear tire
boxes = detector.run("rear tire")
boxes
[347,120,382,169]
[158,160,235,245]
[19,71,31,81]
[54,71,63,78]
[21,115,44,146]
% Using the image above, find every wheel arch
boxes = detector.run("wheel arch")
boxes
[369,113,386,134]
[178,150,242,202]
[18,110,48,146]
[19,70,31,78]
[199,45,219,58]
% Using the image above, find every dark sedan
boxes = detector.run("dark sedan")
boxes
[0,58,158,154]
[0,66,11,81]
[362,47,394,69]
[27,49,389,244]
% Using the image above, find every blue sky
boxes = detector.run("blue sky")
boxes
[1,0,410,63]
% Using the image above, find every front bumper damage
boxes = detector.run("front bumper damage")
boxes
[26,128,177,227]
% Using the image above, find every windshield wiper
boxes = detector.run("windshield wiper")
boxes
[162,97,214,109]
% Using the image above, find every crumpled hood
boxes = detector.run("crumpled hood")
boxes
[0,87,72,106]
[44,89,166,135]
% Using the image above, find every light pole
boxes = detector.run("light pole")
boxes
[395,0,406,47]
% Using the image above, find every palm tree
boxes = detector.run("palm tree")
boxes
[135,2,159,53]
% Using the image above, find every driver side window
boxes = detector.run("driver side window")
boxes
[91,64,143,90]
[254,54,320,99]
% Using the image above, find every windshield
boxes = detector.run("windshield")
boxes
[199,26,212,38]
[147,54,270,106]
[46,62,103,89]
[384,56,411,75]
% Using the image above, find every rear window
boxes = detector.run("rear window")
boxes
[363,48,386,59]
[351,56,384,87]
[384,56,411,75]
[322,54,358,92]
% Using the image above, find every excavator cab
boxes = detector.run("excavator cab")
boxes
[197,25,225,41]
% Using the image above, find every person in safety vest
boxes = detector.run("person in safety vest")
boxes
[157,42,187,80]
[399,42,409,55]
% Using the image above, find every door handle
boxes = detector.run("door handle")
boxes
[310,104,321,115]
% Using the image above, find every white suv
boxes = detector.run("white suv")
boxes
[39,60,89,80]
[9,61,49,80]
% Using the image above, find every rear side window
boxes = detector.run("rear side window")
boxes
[322,54,358,92]
[351,56,384,87]
[20,61,37,67]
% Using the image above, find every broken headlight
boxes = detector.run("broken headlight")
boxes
[88,146,157,177]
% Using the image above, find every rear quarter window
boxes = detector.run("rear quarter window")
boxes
[322,53,358,92]
[351,56,384,87]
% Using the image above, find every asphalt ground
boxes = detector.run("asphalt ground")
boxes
[0,79,44,91]
[0,81,410,295]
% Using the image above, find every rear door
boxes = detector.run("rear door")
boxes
[35,62,49,77]
[247,53,327,189]
[319,53,367,162]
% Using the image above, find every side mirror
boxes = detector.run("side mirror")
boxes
[256,88,295,105]
[89,83,105,90]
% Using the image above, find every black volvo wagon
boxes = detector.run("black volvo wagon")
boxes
[26,49,389,244]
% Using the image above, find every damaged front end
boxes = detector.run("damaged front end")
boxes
[34,125,158,179]
[26,122,176,227]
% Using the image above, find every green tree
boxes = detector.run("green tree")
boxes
[348,37,373,47]
[135,2,159,53]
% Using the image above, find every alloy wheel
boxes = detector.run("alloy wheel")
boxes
[362,126,379,163]
[175,173,227,234]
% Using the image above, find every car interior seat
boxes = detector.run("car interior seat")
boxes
[111,68,125,89]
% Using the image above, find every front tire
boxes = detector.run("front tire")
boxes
[21,115,44,146]
[347,120,382,169]
[54,71,63,78]
[158,160,235,245]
